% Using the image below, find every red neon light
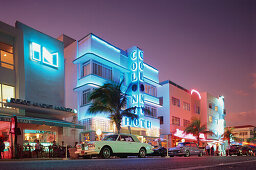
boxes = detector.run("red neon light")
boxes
[191,89,201,100]
[174,129,205,140]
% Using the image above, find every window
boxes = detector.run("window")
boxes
[183,102,190,111]
[0,42,14,70]
[195,105,200,114]
[92,61,112,80]
[119,135,134,142]
[0,84,15,107]
[183,119,190,127]
[172,116,180,126]
[145,105,157,117]
[215,106,218,112]
[81,62,90,78]
[172,97,180,107]
[209,116,212,123]
[158,116,163,124]
[159,97,163,106]
[144,83,157,97]
[81,89,91,106]
[120,72,126,85]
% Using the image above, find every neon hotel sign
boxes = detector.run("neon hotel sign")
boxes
[123,49,152,129]
[174,129,205,140]
[30,42,58,68]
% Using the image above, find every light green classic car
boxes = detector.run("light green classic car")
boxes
[75,133,153,159]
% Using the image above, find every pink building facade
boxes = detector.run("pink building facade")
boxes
[157,80,201,147]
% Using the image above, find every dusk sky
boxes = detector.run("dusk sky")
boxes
[0,0,255,126]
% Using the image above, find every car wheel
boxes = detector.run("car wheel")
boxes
[100,147,112,159]
[198,152,203,157]
[138,148,146,158]
[185,150,190,157]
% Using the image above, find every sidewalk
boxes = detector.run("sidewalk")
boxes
[0,158,66,161]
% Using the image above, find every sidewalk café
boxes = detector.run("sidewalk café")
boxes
[0,114,84,159]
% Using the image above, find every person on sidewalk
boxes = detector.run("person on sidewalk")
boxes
[35,140,41,158]
[0,137,5,159]
[206,144,210,156]
[210,146,214,156]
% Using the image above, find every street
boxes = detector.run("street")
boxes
[0,156,256,170]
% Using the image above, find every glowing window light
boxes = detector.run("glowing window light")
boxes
[91,35,120,53]
[191,89,201,100]
[42,47,58,67]
[31,42,41,61]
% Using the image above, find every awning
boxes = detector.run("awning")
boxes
[0,114,84,129]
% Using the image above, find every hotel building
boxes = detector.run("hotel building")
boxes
[0,21,82,158]
[63,33,161,142]
[227,125,256,142]
[157,80,201,147]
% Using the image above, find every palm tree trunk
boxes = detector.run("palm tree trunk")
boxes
[197,135,200,146]
[115,120,122,134]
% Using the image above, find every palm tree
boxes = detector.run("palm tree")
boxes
[184,117,214,146]
[222,127,237,145]
[88,81,138,134]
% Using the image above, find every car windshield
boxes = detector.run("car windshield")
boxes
[177,143,185,147]
[102,135,118,141]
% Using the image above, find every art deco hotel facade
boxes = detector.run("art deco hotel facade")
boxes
[0,20,226,158]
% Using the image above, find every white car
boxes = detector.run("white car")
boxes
[75,133,153,159]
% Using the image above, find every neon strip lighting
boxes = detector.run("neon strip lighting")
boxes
[91,35,120,53]
[191,89,201,99]
[144,63,158,73]
[174,129,205,140]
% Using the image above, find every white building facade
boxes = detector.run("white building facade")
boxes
[64,34,161,142]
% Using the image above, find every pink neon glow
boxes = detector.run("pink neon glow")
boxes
[191,89,201,100]
[174,129,205,140]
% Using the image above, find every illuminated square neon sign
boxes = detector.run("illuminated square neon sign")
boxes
[30,42,58,68]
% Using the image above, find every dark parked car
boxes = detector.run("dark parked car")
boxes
[241,146,253,156]
[229,145,242,156]
[149,146,167,157]
[168,142,203,157]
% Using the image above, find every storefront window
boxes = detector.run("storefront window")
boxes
[23,130,56,151]
[0,84,15,108]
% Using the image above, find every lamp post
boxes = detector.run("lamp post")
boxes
[161,133,171,158]
[96,129,102,141]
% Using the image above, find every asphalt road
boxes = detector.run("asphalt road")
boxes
[0,156,256,170]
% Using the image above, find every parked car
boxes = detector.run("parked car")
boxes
[168,142,203,157]
[149,146,167,157]
[75,133,153,159]
[229,145,242,156]
[241,146,253,156]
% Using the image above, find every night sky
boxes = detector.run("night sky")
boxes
[0,0,255,126]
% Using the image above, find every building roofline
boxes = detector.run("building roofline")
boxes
[15,21,63,43]
[160,80,189,93]
[231,125,255,128]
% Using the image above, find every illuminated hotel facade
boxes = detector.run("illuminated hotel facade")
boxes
[0,21,82,158]
[63,34,161,142]
[157,80,201,147]
[157,81,226,150]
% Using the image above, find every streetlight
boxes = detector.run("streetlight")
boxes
[96,129,102,141]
